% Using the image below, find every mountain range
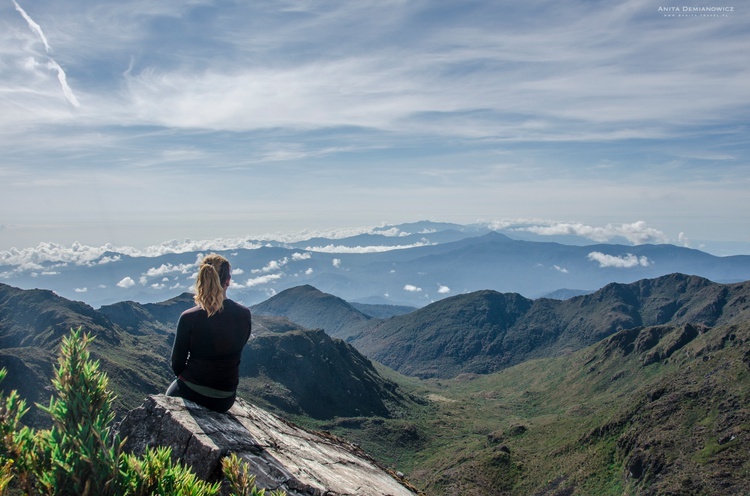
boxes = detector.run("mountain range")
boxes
[251,274,750,378]
[2,221,750,309]
[1,271,749,494]
[0,282,415,426]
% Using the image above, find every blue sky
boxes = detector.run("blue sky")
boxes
[1,0,749,254]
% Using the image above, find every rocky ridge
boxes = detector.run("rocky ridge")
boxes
[117,394,420,496]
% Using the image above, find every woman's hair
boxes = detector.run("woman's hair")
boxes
[194,253,231,317]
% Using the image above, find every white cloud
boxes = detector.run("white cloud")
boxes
[292,252,311,260]
[372,227,407,237]
[518,221,669,245]
[117,276,135,288]
[678,232,690,248]
[587,252,652,268]
[305,242,431,254]
[0,238,268,269]
[438,285,451,294]
[404,284,422,292]
[244,273,282,287]
[553,265,569,273]
[332,258,341,268]
[47,58,80,108]
[74,287,87,293]
[12,0,50,52]
[305,268,313,275]
[252,258,288,274]
[12,1,80,107]
[145,263,195,278]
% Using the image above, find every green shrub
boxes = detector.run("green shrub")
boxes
[0,328,286,496]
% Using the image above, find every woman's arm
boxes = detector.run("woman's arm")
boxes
[171,313,192,376]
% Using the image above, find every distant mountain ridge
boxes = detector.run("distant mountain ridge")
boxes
[3,221,750,308]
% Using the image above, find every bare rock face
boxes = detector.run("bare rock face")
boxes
[117,395,419,496]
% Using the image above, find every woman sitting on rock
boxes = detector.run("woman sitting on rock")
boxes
[166,253,251,413]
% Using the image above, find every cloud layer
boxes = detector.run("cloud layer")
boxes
[0,220,677,270]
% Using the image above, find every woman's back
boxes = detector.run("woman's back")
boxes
[172,299,251,391]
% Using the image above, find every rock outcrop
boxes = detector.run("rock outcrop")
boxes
[117,395,419,496]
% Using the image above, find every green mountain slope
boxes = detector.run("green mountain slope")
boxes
[0,283,171,426]
[239,327,417,419]
[354,290,533,378]
[323,320,750,495]
[0,284,120,347]
[252,284,375,339]
[351,274,750,378]
[0,283,415,426]
[98,292,196,334]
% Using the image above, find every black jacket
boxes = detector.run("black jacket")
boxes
[171,299,252,391]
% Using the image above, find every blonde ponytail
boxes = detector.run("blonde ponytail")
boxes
[194,254,230,316]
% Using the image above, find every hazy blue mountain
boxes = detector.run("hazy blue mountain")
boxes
[540,288,593,300]
[3,223,750,309]
[349,302,418,319]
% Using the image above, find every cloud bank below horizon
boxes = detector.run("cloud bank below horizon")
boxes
[0,220,701,274]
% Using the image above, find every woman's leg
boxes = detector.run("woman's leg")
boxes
[166,378,235,413]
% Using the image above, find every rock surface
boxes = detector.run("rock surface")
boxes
[117,395,419,496]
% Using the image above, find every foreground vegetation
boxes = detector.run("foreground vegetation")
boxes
[0,329,285,496]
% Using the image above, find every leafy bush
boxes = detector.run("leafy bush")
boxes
[0,328,285,496]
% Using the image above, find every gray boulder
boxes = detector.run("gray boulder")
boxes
[117,395,419,496]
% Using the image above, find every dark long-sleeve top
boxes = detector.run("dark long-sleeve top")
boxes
[171,299,252,392]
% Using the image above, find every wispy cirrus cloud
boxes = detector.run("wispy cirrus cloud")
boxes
[12,0,79,108]
[12,0,50,52]
[6,1,748,136]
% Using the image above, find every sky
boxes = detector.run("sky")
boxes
[1,0,749,255]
